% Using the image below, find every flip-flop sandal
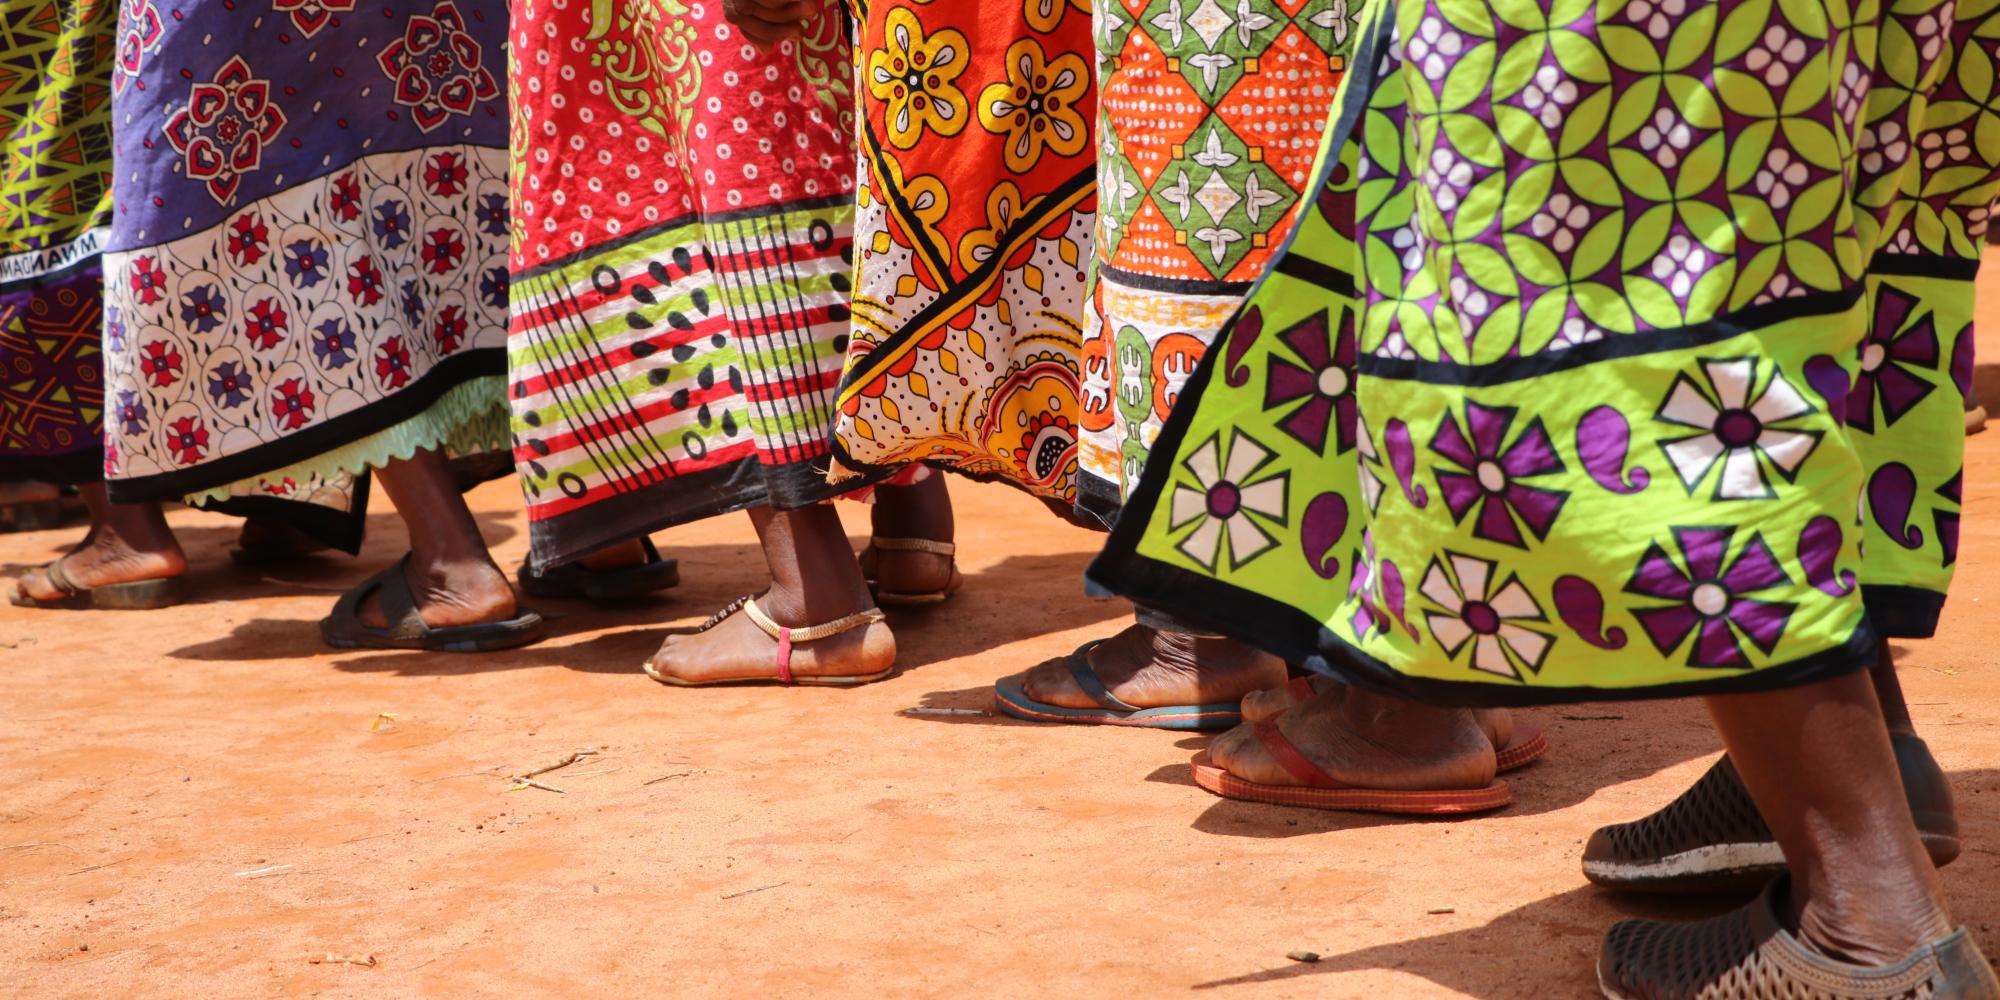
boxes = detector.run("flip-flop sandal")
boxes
[8,555,188,610]
[319,553,546,652]
[1597,876,2000,999]
[862,537,962,606]
[1189,710,1514,815]
[519,537,680,601]
[642,594,891,686]
[1270,676,1549,771]
[993,640,1244,731]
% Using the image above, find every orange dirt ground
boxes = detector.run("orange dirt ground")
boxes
[5,286,2000,1000]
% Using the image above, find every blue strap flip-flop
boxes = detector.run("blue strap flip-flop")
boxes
[993,640,1244,731]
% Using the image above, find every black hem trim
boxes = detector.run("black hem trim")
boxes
[510,192,855,283]
[1095,264,1253,298]
[107,347,505,503]
[0,448,104,486]
[1869,252,1981,280]
[1074,474,1123,532]
[525,453,891,571]
[1863,584,1946,640]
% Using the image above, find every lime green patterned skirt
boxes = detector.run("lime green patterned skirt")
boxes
[1089,0,1994,704]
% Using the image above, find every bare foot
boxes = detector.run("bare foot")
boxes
[864,473,958,599]
[1020,623,1287,710]
[1241,676,1516,748]
[857,542,958,599]
[1207,684,1496,791]
[354,554,518,630]
[644,599,896,684]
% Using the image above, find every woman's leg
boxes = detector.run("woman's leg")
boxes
[1705,670,1950,964]
[355,448,516,629]
[862,473,957,597]
[14,482,185,599]
[647,504,895,682]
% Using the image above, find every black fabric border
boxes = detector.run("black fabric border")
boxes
[0,448,104,486]
[524,452,892,571]
[510,192,855,283]
[1074,474,1123,531]
[107,347,505,503]
[1096,264,1253,298]
[1869,252,1981,280]
[1863,584,1946,640]
[194,476,372,556]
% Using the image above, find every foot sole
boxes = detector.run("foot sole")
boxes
[1190,750,1513,815]
[992,674,1242,731]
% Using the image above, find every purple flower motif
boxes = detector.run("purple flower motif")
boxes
[105,305,126,353]
[1848,287,1939,434]
[1264,309,1357,454]
[481,266,510,310]
[312,318,355,369]
[115,389,148,436]
[401,279,425,326]
[1625,527,1795,669]
[284,239,329,289]
[1655,358,1821,500]
[206,359,251,409]
[373,200,412,249]
[1431,402,1568,547]
[476,192,509,237]
[180,284,226,335]
[1419,553,1552,680]
[1167,430,1288,573]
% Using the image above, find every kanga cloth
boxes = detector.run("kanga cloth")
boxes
[100,0,512,518]
[506,0,863,568]
[1088,0,1997,705]
[826,0,1096,501]
[1074,0,1359,523]
[0,0,113,484]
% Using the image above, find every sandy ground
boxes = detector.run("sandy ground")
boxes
[5,296,2000,1000]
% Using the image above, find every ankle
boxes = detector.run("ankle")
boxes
[1794,884,1950,966]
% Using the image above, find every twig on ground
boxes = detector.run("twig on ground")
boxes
[417,770,502,785]
[720,882,786,900]
[63,859,125,877]
[1560,714,1624,721]
[503,749,599,793]
[2,842,78,853]
[900,707,990,717]
[309,954,378,967]
[642,769,702,786]
[235,864,294,878]
[508,777,565,794]
[1287,951,1321,963]
[369,713,397,732]
[1426,907,1456,915]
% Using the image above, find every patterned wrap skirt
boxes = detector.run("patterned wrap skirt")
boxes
[0,0,112,484]
[1075,0,1358,523]
[1090,0,1996,704]
[506,0,861,569]
[100,0,514,536]
[827,0,1096,502]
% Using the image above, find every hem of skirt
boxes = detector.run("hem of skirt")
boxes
[193,482,372,556]
[826,441,1076,506]
[1074,475,1123,532]
[1087,541,1881,707]
[1864,584,1946,639]
[107,348,505,503]
[523,454,890,571]
[0,448,102,485]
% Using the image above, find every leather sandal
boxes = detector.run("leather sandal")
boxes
[1258,675,1549,772]
[642,595,891,687]
[861,536,961,605]
[9,555,187,610]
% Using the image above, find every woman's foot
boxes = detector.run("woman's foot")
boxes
[862,472,958,600]
[1018,623,1287,711]
[353,552,518,630]
[13,489,186,602]
[1242,675,1517,748]
[1207,684,1496,792]
[351,448,519,631]
[644,595,896,684]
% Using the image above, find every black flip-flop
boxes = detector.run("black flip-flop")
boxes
[993,641,1244,731]
[9,556,187,610]
[517,537,680,602]
[320,553,547,652]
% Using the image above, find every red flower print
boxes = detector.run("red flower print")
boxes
[244,297,288,351]
[424,151,467,196]
[375,335,412,388]
[129,256,166,305]
[421,227,465,274]
[167,415,210,465]
[140,339,183,387]
[376,2,499,133]
[328,171,362,223]
[347,255,385,306]
[162,56,288,205]
[271,377,317,431]
[432,304,466,354]
[228,213,269,266]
